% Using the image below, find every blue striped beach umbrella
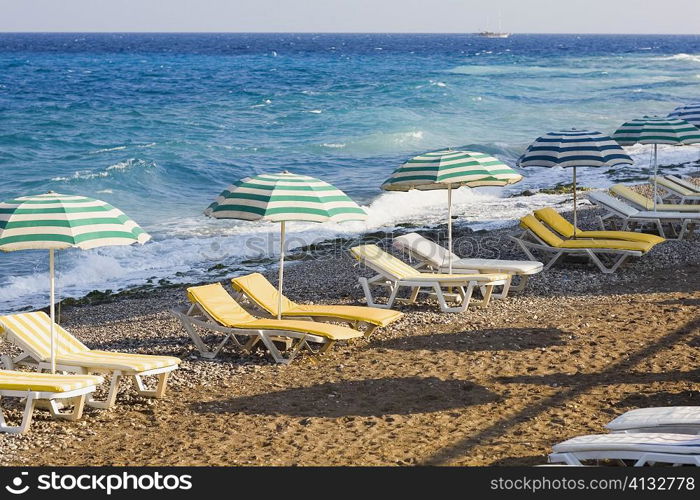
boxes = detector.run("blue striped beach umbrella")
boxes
[205,172,367,318]
[669,102,700,127]
[613,115,700,210]
[518,129,633,236]
[0,192,150,372]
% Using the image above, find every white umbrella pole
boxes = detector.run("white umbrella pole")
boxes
[277,221,285,320]
[653,143,658,211]
[447,184,453,274]
[49,249,56,374]
[572,167,577,238]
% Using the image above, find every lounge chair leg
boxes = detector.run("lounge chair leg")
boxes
[508,274,529,293]
[363,324,379,339]
[358,277,400,309]
[179,314,232,359]
[132,372,170,399]
[88,373,121,409]
[543,251,565,271]
[0,395,36,434]
[49,395,86,422]
[434,282,473,313]
[488,276,512,300]
[0,355,13,370]
[257,332,308,364]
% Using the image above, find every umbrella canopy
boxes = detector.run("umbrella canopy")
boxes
[518,129,633,236]
[206,172,367,319]
[613,116,700,209]
[381,149,522,191]
[381,149,522,272]
[0,191,150,372]
[205,172,366,223]
[0,192,150,250]
[668,102,700,127]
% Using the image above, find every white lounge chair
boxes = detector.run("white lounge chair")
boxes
[0,369,103,433]
[392,232,543,298]
[588,191,700,240]
[607,407,700,435]
[549,433,700,466]
[349,244,509,313]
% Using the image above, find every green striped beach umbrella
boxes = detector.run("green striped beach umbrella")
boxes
[205,172,367,319]
[0,192,150,373]
[613,116,700,210]
[381,149,522,273]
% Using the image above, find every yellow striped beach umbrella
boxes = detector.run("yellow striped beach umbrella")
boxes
[382,149,522,273]
[205,172,367,319]
[0,192,150,372]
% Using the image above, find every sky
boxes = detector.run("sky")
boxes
[1,0,699,34]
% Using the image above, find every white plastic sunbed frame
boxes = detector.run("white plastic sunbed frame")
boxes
[353,254,505,313]
[171,303,332,364]
[392,233,543,298]
[549,433,700,466]
[5,354,174,411]
[508,227,643,274]
[606,407,700,435]
[588,191,699,241]
[0,367,99,434]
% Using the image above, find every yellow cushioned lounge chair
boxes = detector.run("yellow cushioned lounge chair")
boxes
[171,283,363,363]
[510,215,659,273]
[611,184,700,212]
[0,312,181,409]
[588,191,699,240]
[348,244,509,313]
[666,175,700,194]
[651,176,700,204]
[0,370,103,433]
[533,207,665,244]
[230,273,403,338]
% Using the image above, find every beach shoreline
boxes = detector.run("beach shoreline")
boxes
[0,197,698,466]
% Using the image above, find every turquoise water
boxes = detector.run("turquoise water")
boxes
[1,33,699,308]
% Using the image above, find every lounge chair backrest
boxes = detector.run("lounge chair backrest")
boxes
[519,215,564,247]
[534,208,575,238]
[588,192,640,217]
[392,232,458,268]
[0,311,89,361]
[231,273,296,315]
[667,175,700,193]
[652,176,694,196]
[611,184,653,210]
[349,244,421,279]
[187,283,256,326]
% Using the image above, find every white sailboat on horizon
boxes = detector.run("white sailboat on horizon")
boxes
[476,8,511,38]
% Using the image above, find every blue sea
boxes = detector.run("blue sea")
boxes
[1,33,700,309]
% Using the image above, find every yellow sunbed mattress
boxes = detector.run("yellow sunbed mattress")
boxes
[231,273,403,327]
[0,370,103,393]
[187,283,363,341]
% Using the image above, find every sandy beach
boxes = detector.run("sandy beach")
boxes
[0,193,698,467]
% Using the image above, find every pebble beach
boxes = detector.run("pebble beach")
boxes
[1,181,698,466]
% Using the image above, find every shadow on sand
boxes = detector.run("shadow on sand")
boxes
[190,376,499,418]
[372,327,567,353]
